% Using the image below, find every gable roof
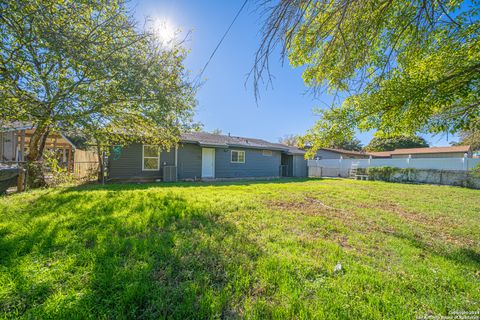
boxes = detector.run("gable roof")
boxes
[369,145,471,157]
[180,132,305,155]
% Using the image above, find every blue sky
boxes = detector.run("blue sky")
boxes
[131,0,455,147]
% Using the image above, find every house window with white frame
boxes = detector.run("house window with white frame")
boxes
[142,145,160,171]
[231,150,245,163]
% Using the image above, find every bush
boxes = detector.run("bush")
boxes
[367,166,417,182]
[471,163,480,178]
[43,151,76,187]
[367,166,397,181]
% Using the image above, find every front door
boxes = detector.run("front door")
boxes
[201,148,215,178]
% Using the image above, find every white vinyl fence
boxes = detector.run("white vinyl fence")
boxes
[308,157,480,178]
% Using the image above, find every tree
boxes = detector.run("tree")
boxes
[328,138,363,151]
[254,1,479,157]
[452,122,480,150]
[280,134,362,150]
[365,135,429,152]
[279,134,300,147]
[211,128,223,135]
[0,0,196,184]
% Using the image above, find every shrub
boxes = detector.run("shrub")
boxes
[43,151,76,187]
[470,163,480,178]
[367,166,397,181]
[367,167,417,182]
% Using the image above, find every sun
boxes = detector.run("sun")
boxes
[153,19,176,44]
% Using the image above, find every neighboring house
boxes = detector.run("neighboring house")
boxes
[108,132,308,181]
[369,145,472,159]
[0,122,76,164]
[313,148,370,160]
[0,122,97,178]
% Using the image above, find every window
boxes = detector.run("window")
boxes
[231,150,245,163]
[142,145,160,171]
[262,150,272,156]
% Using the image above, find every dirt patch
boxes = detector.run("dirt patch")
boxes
[268,197,475,248]
[269,197,349,218]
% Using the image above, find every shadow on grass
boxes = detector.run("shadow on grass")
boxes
[0,190,260,318]
[65,177,318,193]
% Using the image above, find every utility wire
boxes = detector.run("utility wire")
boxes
[194,0,249,85]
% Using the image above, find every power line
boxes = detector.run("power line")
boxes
[194,0,249,85]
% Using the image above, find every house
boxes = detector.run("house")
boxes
[108,132,308,181]
[0,122,98,178]
[0,122,76,165]
[313,148,370,160]
[369,145,472,158]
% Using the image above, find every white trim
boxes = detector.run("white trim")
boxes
[142,145,160,171]
[231,150,245,163]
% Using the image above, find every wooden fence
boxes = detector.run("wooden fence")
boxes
[73,150,99,179]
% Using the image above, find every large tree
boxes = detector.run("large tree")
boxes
[279,134,362,150]
[0,0,196,184]
[365,135,429,152]
[279,134,300,147]
[254,0,479,157]
[328,137,363,151]
[452,121,480,150]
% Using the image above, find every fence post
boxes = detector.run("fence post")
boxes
[17,169,25,193]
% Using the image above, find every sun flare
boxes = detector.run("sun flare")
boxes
[153,19,176,44]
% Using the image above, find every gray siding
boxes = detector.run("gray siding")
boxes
[215,147,282,178]
[108,142,296,181]
[177,143,202,180]
[315,150,342,159]
[292,155,307,177]
[108,143,175,180]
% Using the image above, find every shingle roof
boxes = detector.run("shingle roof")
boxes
[180,132,305,155]
[369,145,471,157]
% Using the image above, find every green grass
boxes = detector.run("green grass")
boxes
[0,179,479,319]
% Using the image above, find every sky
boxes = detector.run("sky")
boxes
[130,0,456,147]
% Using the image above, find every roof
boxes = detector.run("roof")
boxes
[0,121,34,132]
[369,145,471,157]
[180,132,305,155]
[0,121,76,148]
[367,151,392,158]
[317,148,369,157]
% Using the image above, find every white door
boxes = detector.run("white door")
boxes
[201,148,215,178]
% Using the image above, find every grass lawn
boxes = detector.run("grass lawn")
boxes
[0,179,479,319]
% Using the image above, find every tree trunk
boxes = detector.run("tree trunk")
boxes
[38,129,50,160]
[96,143,104,183]
[25,124,49,188]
